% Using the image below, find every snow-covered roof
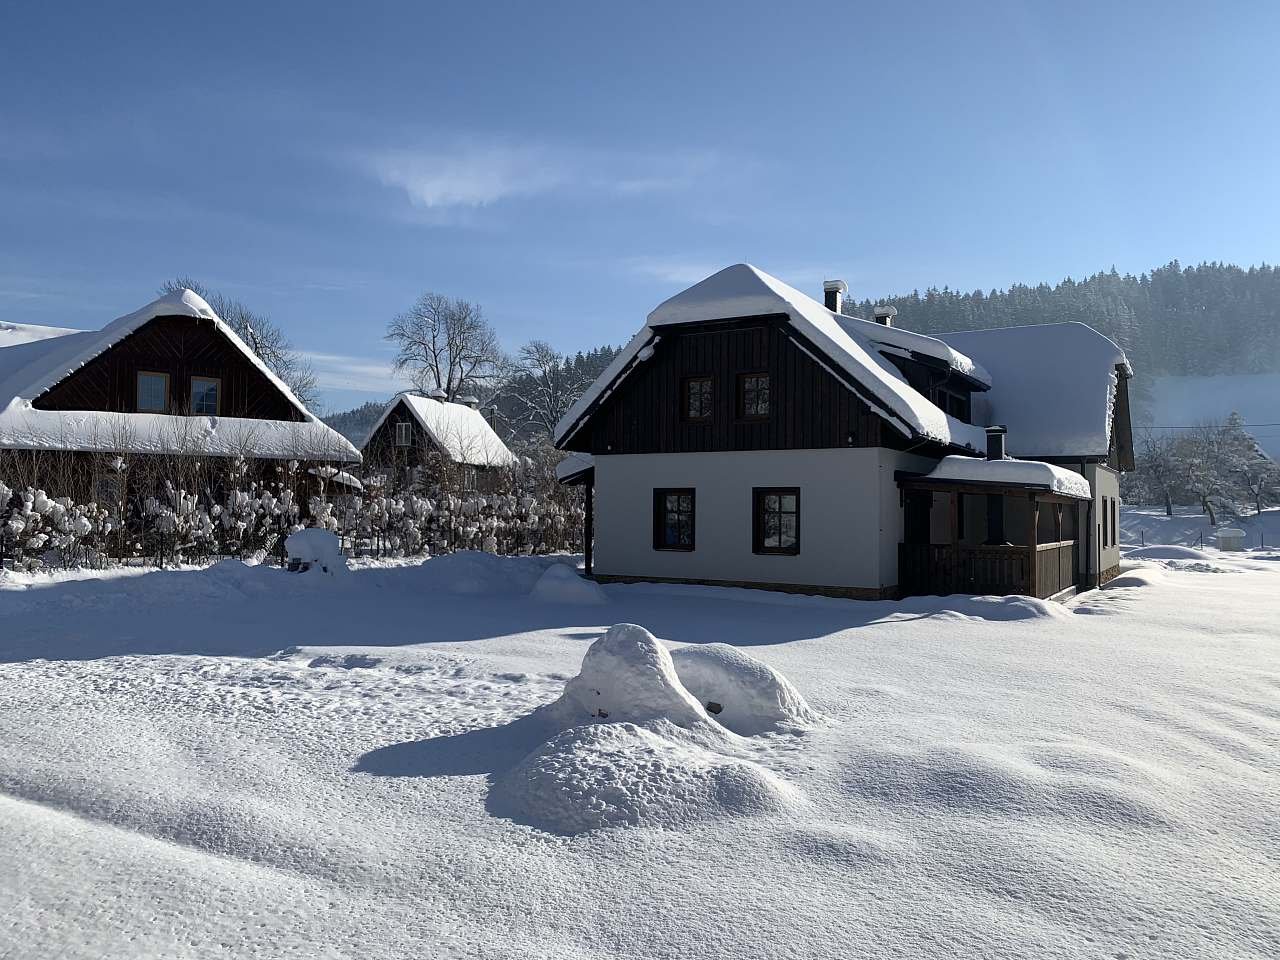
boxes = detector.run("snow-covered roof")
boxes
[939,323,1131,459]
[555,451,594,484]
[833,314,990,386]
[364,393,516,468]
[308,465,364,490]
[920,455,1093,499]
[0,320,82,349]
[0,290,361,463]
[555,264,988,453]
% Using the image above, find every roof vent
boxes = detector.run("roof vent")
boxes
[873,304,897,327]
[458,394,480,409]
[985,425,1007,461]
[427,387,447,401]
[823,279,847,313]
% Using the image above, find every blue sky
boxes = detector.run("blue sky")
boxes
[3,2,1278,412]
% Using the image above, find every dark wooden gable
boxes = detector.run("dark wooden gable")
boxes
[361,398,436,467]
[562,316,899,455]
[33,315,304,421]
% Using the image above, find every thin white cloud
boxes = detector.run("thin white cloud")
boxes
[357,140,721,211]
[301,350,414,395]
[365,143,568,208]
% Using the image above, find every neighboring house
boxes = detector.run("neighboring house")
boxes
[361,391,517,491]
[0,289,359,500]
[554,264,1133,599]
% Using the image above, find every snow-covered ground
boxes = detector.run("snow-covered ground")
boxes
[1122,504,1280,551]
[2,550,1278,959]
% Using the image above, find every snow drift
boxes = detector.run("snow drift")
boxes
[492,624,812,834]
[529,563,608,605]
[670,642,817,735]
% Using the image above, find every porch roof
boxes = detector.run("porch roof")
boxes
[897,454,1093,502]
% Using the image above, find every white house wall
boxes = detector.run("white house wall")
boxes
[593,449,912,592]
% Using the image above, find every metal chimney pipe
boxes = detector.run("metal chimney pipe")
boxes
[986,425,1007,460]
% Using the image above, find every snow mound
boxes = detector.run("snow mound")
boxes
[887,594,1068,623]
[1125,544,1213,561]
[670,643,818,735]
[529,563,608,605]
[284,529,348,578]
[416,550,558,595]
[537,623,711,731]
[489,721,802,835]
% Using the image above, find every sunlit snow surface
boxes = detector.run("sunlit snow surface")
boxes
[1,539,1278,959]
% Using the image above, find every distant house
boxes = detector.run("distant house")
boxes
[361,391,517,491]
[555,264,1133,599]
[0,289,359,500]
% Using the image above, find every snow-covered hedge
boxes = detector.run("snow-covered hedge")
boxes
[0,447,584,569]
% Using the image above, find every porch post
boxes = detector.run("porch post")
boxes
[1028,494,1040,598]
[584,477,594,577]
[949,491,960,594]
[1054,502,1063,543]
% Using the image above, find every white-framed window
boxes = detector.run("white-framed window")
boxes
[136,371,168,412]
[395,421,413,447]
[191,376,220,416]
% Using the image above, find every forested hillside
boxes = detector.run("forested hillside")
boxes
[845,260,1280,377]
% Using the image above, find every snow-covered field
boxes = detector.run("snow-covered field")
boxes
[1122,505,1280,551]
[2,549,1278,959]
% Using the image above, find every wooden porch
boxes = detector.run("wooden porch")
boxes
[896,476,1088,600]
[898,539,1079,599]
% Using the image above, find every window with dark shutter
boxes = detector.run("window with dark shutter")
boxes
[653,488,695,551]
[753,487,800,555]
[683,377,713,422]
[737,373,770,419]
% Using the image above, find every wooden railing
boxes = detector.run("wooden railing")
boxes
[1033,540,1078,598]
[899,540,1078,599]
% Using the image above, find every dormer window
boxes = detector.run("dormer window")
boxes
[395,421,413,447]
[136,371,168,412]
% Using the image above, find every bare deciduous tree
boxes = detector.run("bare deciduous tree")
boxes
[385,293,503,401]
[508,340,590,439]
[160,278,319,407]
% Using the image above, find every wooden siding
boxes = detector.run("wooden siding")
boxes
[361,399,436,468]
[34,315,303,421]
[565,317,891,454]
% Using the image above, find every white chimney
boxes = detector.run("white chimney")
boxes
[873,304,897,327]
[428,387,447,401]
[823,279,847,313]
[458,395,480,409]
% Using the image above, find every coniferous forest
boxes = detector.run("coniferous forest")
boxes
[845,260,1280,377]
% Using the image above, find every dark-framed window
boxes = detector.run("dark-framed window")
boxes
[1112,498,1118,548]
[737,373,770,419]
[653,488,695,551]
[753,487,800,555]
[682,376,713,422]
[136,371,168,413]
[190,376,220,416]
[395,421,413,447]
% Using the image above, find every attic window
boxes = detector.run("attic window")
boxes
[737,373,770,419]
[395,421,412,447]
[683,377,712,421]
[191,377,220,416]
[136,371,168,413]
